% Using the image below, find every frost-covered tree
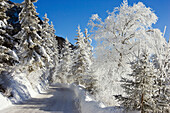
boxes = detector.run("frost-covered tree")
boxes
[73,26,88,84]
[152,39,170,113]
[73,26,96,92]
[41,13,52,63]
[89,0,159,106]
[40,14,59,83]
[84,28,93,71]
[0,45,18,72]
[0,0,9,25]
[51,39,59,82]
[74,26,93,75]
[0,0,18,73]
[49,21,56,39]
[57,38,73,83]
[89,0,158,68]
[147,29,170,113]
[48,21,59,83]
[14,0,48,71]
[39,13,55,84]
[115,50,157,113]
[0,1,18,97]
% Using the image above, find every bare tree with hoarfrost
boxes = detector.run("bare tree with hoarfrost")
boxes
[14,0,48,71]
[89,0,159,106]
[89,0,158,68]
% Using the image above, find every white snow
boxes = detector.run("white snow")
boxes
[70,84,126,113]
[0,93,12,110]
[0,0,168,113]
[0,84,79,113]
[0,69,49,108]
[0,83,140,113]
[0,20,6,28]
[91,14,99,20]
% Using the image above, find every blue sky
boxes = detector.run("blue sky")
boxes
[12,0,170,46]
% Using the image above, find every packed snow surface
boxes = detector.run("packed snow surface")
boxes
[0,84,80,113]
[0,83,139,113]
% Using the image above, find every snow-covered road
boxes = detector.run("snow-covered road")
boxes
[0,85,80,113]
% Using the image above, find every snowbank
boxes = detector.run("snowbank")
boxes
[70,84,140,113]
[0,68,49,111]
[9,69,49,103]
[9,72,37,103]
[0,93,12,110]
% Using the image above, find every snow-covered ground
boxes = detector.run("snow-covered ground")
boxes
[71,84,139,113]
[0,83,139,113]
[0,84,79,113]
[0,68,49,110]
[0,93,12,110]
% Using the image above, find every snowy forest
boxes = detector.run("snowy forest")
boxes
[0,0,169,113]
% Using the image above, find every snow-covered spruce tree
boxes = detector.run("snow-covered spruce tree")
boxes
[83,28,97,94]
[115,50,157,113]
[47,21,59,83]
[49,22,56,38]
[74,26,94,75]
[73,26,96,93]
[41,14,52,64]
[73,26,88,84]
[58,38,73,84]
[147,29,170,113]
[152,39,170,113]
[50,39,59,83]
[0,0,18,73]
[14,0,48,71]
[84,28,93,71]
[0,0,18,97]
[0,0,9,25]
[40,14,59,84]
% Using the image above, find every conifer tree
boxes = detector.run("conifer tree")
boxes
[39,13,54,84]
[49,22,56,38]
[14,0,48,71]
[48,21,59,83]
[41,14,53,66]
[51,39,59,82]
[0,0,18,73]
[73,26,87,84]
[40,14,59,83]
[0,0,9,25]
[73,26,96,91]
[153,41,170,113]
[58,38,73,83]
[115,51,157,113]
[84,28,93,71]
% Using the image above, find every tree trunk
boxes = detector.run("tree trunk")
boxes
[141,93,144,113]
